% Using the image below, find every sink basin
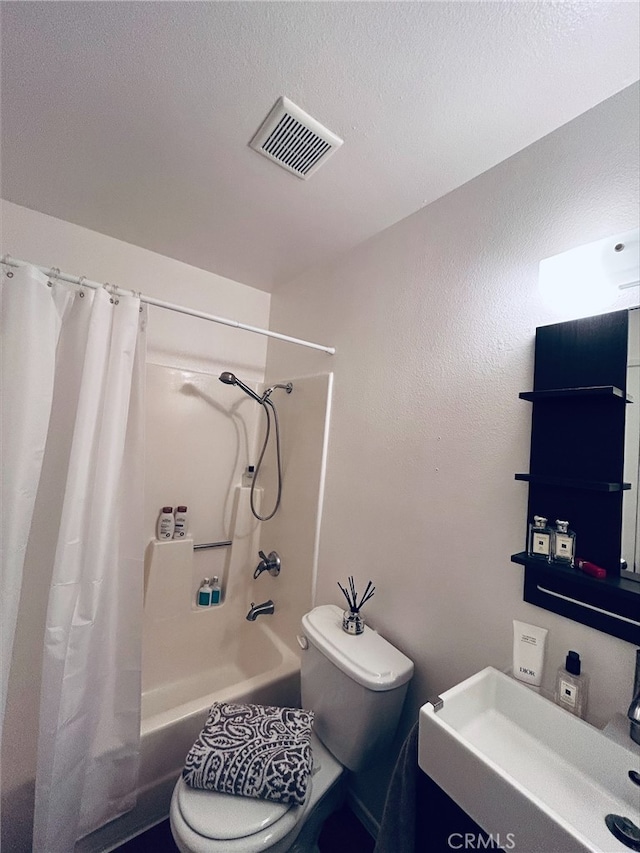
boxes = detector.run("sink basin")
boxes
[419,667,640,853]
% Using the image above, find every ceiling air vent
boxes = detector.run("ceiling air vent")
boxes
[249,97,343,180]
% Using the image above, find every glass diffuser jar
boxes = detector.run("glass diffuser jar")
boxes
[342,610,364,635]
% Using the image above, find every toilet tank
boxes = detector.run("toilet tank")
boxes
[301,604,414,771]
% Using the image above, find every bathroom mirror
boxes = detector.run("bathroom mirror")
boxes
[512,307,640,644]
[622,307,639,575]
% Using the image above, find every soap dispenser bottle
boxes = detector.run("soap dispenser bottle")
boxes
[211,576,221,606]
[197,578,213,608]
[554,651,588,718]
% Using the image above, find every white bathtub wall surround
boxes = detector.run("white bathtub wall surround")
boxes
[144,363,264,556]
[142,487,267,699]
[0,204,271,853]
[265,82,640,825]
[158,366,333,648]
[256,373,334,639]
[143,539,194,621]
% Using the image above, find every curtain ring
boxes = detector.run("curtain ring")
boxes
[77,275,86,297]
[111,283,119,305]
[1,253,13,275]
[47,266,60,288]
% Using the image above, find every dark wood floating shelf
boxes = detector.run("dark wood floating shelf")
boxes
[519,385,633,402]
[510,552,640,644]
[515,473,631,492]
[511,553,640,594]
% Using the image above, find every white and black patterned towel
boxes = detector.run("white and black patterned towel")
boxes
[182,702,315,805]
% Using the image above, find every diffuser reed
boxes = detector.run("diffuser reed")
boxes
[338,576,375,634]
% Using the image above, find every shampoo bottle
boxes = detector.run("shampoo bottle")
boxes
[173,505,188,539]
[242,466,255,487]
[157,507,175,540]
[554,651,588,718]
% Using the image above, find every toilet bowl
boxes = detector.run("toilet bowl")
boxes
[169,605,413,853]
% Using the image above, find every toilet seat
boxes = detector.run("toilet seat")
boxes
[175,779,300,840]
[171,776,310,853]
[170,733,343,853]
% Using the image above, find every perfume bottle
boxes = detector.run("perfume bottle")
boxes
[527,515,552,560]
[552,520,576,566]
[554,650,588,718]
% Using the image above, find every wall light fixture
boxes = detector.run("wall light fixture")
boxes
[539,227,639,314]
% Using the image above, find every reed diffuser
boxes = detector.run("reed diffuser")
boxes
[338,576,375,635]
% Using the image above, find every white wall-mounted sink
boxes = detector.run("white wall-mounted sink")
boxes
[418,667,640,853]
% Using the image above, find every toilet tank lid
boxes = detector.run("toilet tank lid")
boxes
[302,604,414,691]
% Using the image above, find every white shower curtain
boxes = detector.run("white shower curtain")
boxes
[1,264,146,852]
[1,265,67,729]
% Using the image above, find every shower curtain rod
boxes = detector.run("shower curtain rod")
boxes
[1,255,336,355]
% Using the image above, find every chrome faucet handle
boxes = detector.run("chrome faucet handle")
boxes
[253,550,281,579]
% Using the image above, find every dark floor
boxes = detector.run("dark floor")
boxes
[115,804,375,852]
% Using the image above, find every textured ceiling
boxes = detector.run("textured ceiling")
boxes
[1,2,638,292]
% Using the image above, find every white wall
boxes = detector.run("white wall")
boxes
[265,83,640,823]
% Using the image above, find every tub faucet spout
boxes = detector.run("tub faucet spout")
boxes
[246,600,275,621]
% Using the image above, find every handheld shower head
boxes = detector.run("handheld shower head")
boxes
[218,372,262,404]
[219,369,293,522]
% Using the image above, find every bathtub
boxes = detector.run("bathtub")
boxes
[77,622,301,853]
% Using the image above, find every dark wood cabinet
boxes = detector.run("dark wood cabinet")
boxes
[511,309,640,644]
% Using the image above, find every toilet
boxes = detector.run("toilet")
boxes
[169,604,414,853]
